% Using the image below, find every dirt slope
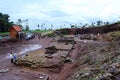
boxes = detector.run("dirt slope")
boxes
[67,31,120,80]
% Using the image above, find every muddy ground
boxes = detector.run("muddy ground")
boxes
[0,37,51,80]
[0,36,82,80]
[0,35,112,80]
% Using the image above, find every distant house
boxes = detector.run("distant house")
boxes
[8,25,22,39]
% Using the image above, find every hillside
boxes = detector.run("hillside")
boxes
[67,31,120,80]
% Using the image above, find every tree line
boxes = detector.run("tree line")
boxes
[0,13,13,32]
[70,21,110,28]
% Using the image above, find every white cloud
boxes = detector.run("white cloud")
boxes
[1,0,120,29]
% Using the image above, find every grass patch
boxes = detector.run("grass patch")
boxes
[0,32,9,36]
[108,31,120,41]
[109,31,120,37]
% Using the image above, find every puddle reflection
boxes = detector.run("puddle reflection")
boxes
[19,44,42,54]
[6,44,42,59]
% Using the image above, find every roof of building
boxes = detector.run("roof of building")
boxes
[9,25,22,32]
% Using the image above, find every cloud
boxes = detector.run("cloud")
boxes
[0,0,120,29]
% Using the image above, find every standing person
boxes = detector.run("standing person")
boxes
[13,52,17,63]
[9,52,14,63]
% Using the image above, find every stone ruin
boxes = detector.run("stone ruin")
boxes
[45,46,58,54]
[44,46,58,58]
[15,37,75,75]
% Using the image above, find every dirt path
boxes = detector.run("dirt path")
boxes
[57,43,80,79]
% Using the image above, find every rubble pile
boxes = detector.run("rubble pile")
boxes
[80,34,98,40]
[45,46,58,54]
[57,37,76,44]
[98,65,120,80]
[38,73,50,80]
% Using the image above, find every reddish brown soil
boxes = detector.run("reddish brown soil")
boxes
[0,37,79,80]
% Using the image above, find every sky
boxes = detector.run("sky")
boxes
[0,0,120,30]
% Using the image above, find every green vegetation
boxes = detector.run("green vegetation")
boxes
[23,30,54,37]
[0,13,13,32]
[32,30,51,33]
[0,30,52,37]
[109,31,120,37]
[0,32,9,36]
[99,31,120,42]
[40,30,54,37]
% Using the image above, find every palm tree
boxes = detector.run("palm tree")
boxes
[37,24,40,30]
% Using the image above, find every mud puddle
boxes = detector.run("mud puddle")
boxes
[5,44,42,60]
[19,44,42,55]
